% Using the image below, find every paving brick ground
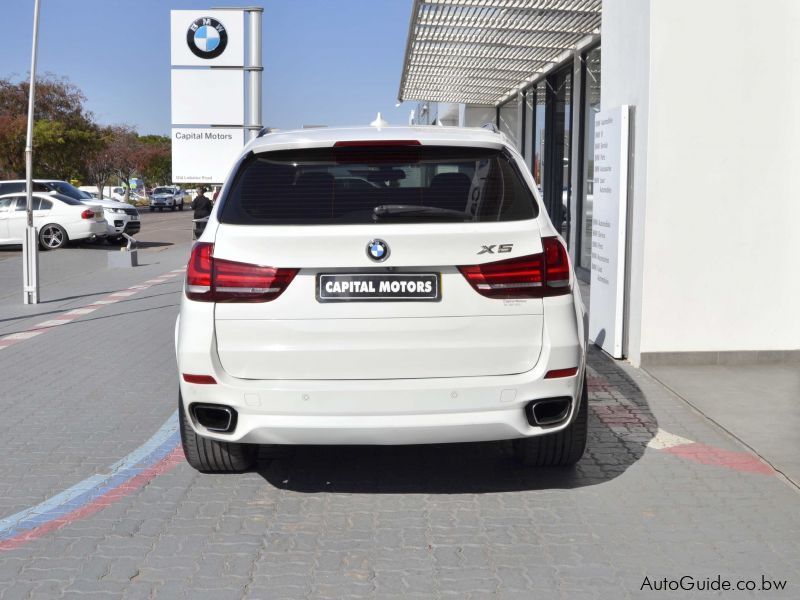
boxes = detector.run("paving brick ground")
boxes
[0,214,798,598]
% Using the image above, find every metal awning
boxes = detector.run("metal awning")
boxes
[398,0,601,106]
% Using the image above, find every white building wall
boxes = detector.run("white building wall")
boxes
[601,0,652,365]
[604,0,800,362]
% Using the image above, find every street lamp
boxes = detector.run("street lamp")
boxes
[23,0,41,304]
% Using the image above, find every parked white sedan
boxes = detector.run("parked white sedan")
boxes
[0,193,106,250]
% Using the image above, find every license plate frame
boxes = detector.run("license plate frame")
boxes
[316,273,441,303]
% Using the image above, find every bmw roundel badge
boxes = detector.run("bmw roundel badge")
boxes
[187,17,228,59]
[367,239,390,262]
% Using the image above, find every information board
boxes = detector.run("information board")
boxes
[588,106,630,358]
[171,70,245,125]
[171,128,244,184]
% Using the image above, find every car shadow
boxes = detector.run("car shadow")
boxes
[256,347,657,493]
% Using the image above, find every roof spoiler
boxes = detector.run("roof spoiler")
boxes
[256,127,280,138]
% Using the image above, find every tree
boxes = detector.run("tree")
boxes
[106,126,143,202]
[0,74,174,192]
[0,75,98,180]
[33,119,100,180]
[138,135,172,188]
[85,127,117,198]
[0,113,26,179]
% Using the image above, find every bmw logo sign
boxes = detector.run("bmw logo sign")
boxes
[367,239,390,262]
[187,17,228,59]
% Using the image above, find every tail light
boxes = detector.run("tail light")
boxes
[458,236,571,299]
[333,140,422,164]
[185,242,298,303]
[333,140,421,147]
[182,374,217,384]
[544,367,579,379]
[81,209,95,219]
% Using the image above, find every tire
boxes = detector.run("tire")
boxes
[38,224,68,250]
[150,207,155,212]
[178,202,184,211]
[159,207,163,212]
[171,203,176,211]
[179,395,256,473]
[513,377,588,467]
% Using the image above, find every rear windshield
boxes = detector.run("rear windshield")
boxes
[219,146,538,225]
[48,181,86,201]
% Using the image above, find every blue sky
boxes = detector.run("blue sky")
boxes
[1,0,413,135]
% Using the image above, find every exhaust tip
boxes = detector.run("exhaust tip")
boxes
[524,397,571,427]
[191,403,237,433]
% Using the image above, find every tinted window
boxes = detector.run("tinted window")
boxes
[13,197,49,210]
[51,193,84,206]
[0,182,24,195]
[0,197,14,212]
[0,182,52,195]
[48,181,86,200]
[220,146,538,225]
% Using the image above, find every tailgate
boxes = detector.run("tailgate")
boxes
[213,221,544,380]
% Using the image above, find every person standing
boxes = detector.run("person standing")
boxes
[191,187,214,238]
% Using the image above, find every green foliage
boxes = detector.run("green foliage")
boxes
[137,135,172,186]
[0,74,172,185]
[32,119,101,180]
[0,113,26,178]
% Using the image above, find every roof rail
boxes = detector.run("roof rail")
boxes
[481,122,500,133]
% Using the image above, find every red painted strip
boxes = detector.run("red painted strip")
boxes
[663,442,773,475]
[0,447,184,551]
[589,372,774,476]
[0,269,184,353]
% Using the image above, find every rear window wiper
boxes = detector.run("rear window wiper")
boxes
[373,204,472,220]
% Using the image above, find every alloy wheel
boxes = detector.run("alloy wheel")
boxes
[42,225,64,248]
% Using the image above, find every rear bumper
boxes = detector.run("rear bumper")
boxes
[176,291,587,445]
[181,371,584,445]
[70,221,108,241]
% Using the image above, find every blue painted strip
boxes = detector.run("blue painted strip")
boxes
[10,432,179,535]
[0,411,179,540]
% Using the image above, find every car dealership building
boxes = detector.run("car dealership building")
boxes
[399,0,800,367]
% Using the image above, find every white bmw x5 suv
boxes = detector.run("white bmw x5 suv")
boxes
[176,126,588,472]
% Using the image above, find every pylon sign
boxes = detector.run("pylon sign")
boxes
[170,9,262,183]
